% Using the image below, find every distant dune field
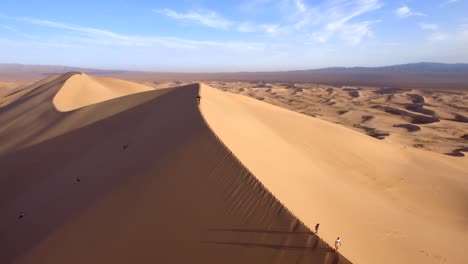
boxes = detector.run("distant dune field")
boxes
[0,73,467,264]
[206,81,468,156]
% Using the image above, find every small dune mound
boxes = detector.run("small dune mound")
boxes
[404,103,435,115]
[337,110,349,115]
[361,115,374,122]
[293,87,303,93]
[347,90,360,98]
[254,81,271,88]
[343,88,360,98]
[53,73,153,111]
[461,134,468,140]
[450,113,468,123]
[445,147,468,157]
[373,87,405,95]
[406,93,425,104]
[393,124,421,132]
[326,87,334,94]
[353,124,390,140]
[372,105,440,124]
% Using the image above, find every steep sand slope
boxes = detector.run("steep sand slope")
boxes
[0,76,349,264]
[200,84,468,264]
[53,73,154,111]
[0,73,168,154]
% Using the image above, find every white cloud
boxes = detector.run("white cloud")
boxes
[430,32,449,41]
[1,24,17,32]
[425,24,468,43]
[155,8,232,29]
[294,0,307,13]
[442,0,458,5]
[4,16,264,50]
[395,6,426,18]
[236,22,282,36]
[339,20,380,45]
[309,0,383,44]
[20,17,129,39]
[419,23,439,31]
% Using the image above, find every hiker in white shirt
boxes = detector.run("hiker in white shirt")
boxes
[335,237,341,251]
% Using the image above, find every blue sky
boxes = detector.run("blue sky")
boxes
[0,0,467,71]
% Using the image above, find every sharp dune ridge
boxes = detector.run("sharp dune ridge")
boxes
[0,73,349,264]
[0,73,467,264]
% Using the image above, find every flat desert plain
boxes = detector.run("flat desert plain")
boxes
[0,73,467,264]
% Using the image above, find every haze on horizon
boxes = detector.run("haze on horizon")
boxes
[1,0,467,72]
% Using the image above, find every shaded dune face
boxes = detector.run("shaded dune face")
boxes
[0,76,349,264]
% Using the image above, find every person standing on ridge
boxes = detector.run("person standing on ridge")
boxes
[335,237,341,251]
[314,223,320,234]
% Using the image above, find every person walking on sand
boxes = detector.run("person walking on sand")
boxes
[197,95,201,105]
[335,237,341,251]
[314,223,320,234]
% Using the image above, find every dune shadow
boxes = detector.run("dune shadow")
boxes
[201,241,331,252]
[209,228,313,235]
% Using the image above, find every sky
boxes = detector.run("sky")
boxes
[0,0,467,72]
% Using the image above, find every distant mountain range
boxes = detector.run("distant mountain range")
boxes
[1,62,467,89]
[309,62,468,73]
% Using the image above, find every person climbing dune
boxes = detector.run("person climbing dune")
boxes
[335,237,341,251]
[18,212,25,220]
[197,95,201,105]
[315,223,320,234]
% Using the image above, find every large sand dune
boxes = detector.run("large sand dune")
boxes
[0,74,348,264]
[200,85,468,264]
[0,73,467,264]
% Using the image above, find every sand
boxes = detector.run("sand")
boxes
[199,84,468,264]
[0,73,467,264]
[0,74,349,264]
[206,82,468,156]
[53,73,154,111]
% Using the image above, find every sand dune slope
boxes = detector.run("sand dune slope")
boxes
[0,76,349,264]
[200,84,468,264]
[53,73,154,111]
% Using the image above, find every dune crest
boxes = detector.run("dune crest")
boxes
[53,73,153,111]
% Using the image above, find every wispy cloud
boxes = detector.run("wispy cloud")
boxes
[155,7,285,37]
[155,8,232,29]
[0,24,17,32]
[1,15,264,50]
[294,0,307,13]
[419,23,439,31]
[425,23,468,43]
[430,32,449,41]
[441,0,459,6]
[395,6,426,18]
[236,22,282,36]
[307,0,383,44]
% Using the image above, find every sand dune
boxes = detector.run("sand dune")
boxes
[0,74,349,264]
[199,84,468,264]
[1,74,467,264]
[53,73,153,111]
[207,82,467,156]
